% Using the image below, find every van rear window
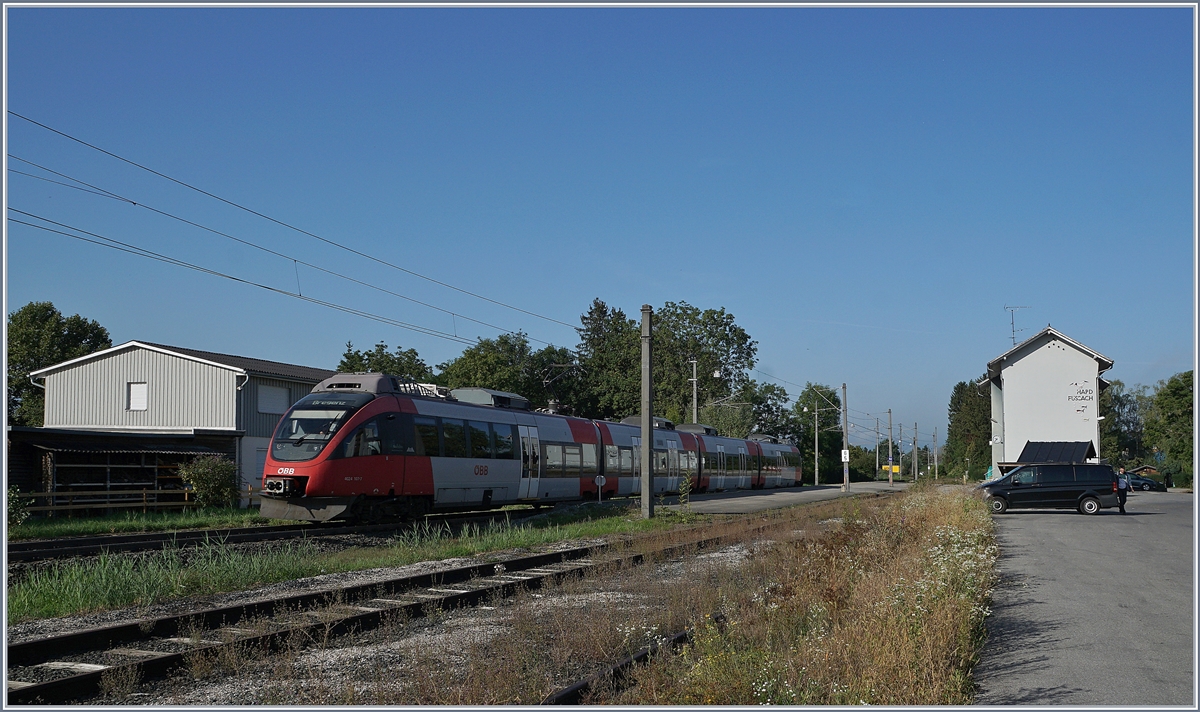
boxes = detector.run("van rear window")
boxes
[1074,465,1114,482]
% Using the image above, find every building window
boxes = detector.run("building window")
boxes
[127,382,148,411]
[258,385,291,414]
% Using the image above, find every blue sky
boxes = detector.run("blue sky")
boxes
[4,6,1195,452]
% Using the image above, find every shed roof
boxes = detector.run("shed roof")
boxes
[984,326,1113,383]
[31,341,335,383]
[139,342,335,382]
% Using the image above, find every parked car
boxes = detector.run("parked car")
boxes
[1126,474,1167,492]
[977,463,1118,515]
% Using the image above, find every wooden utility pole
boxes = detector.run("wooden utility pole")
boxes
[841,383,849,493]
[887,409,894,487]
[640,304,654,519]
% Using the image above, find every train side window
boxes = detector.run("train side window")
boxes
[564,445,582,476]
[582,444,597,476]
[442,419,467,458]
[468,421,492,459]
[493,424,516,459]
[545,444,564,477]
[379,413,415,455]
[654,450,668,472]
[341,419,382,458]
[413,416,439,457]
[606,445,619,471]
[619,446,632,475]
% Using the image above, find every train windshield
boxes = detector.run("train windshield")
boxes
[271,392,375,462]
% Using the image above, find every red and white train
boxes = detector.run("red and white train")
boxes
[260,373,803,522]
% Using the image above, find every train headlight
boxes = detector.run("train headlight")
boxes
[264,477,300,497]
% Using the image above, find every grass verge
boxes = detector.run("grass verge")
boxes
[615,482,997,704]
[7,507,288,541]
[7,501,682,624]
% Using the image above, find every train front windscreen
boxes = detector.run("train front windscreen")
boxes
[271,392,375,462]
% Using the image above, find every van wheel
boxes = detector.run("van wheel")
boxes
[1079,496,1101,515]
[987,496,1008,514]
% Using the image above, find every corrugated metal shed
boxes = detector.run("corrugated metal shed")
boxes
[40,345,239,430]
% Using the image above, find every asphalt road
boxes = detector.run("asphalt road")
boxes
[655,479,909,514]
[973,490,1194,706]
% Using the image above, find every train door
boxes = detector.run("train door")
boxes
[716,445,726,490]
[667,441,680,491]
[518,425,541,499]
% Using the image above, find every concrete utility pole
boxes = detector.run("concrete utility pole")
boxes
[841,383,849,493]
[898,423,903,480]
[875,417,880,480]
[934,427,939,479]
[688,359,698,424]
[887,409,894,487]
[640,305,654,519]
[907,420,916,480]
[813,402,819,487]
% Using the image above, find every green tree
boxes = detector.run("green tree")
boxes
[437,333,579,411]
[1098,379,1149,468]
[653,301,758,425]
[7,301,112,426]
[574,299,640,420]
[942,377,991,480]
[1143,370,1193,483]
[337,341,434,381]
[698,402,757,438]
[789,383,842,485]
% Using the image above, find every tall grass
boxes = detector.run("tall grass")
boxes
[203,486,995,706]
[8,541,322,622]
[7,502,678,624]
[616,483,997,705]
[7,507,285,541]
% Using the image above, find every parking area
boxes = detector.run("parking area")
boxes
[973,490,1194,706]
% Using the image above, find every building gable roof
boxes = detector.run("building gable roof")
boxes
[30,341,336,384]
[984,326,1114,382]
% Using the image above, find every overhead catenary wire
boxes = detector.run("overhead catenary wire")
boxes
[7,209,479,347]
[9,110,578,330]
[7,157,565,350]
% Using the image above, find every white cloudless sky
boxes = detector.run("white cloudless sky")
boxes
[5,5,1195,450]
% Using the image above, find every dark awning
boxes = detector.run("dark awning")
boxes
[1016,441,1098,463]
[29,443,219,456]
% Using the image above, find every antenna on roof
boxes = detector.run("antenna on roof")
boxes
[1004,305,1031,346]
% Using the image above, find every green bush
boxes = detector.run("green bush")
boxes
[7,485,30,527]
[178,455,239,508]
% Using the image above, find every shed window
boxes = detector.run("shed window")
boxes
[258,385,291,414]
[127,382,147,411]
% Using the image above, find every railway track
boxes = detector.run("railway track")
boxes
[6,517,776,705]
[6,509,539,563]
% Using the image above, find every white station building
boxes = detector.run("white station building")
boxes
[981,326,1114,473]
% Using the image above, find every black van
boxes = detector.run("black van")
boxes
[978,463,1119,515]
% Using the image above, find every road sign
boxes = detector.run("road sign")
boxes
[841,449,850,463]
